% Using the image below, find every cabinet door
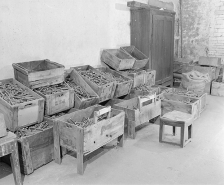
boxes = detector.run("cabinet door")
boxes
[151,14,174,85]
[151,14,165,84]
[163,16,174,84]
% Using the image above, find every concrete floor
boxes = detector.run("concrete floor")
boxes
[1,95,224,185]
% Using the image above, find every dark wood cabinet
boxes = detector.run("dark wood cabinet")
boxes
[130,6,175,86]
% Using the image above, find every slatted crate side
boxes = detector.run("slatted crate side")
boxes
[162,93,200,120]
[120,46,149,70]
[119,69,146,88]
[12,59,65,89]
[54,105,125,168]
[71,65,116,103]
[211,81,224,97]
[34,83,74,116]
[68,70,99,109]
[0,78,45,131]
[17,125,54,175]
[96,67,133,98]
[101,49,135,71]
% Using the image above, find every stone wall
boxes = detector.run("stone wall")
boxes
[182,0,224,63]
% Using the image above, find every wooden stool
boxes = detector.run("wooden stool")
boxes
[0,132,22,185]
[159,111,193,148]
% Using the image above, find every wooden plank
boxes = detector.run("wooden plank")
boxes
[68,69,99,109]
[120,46,149,69]
[96,67,133,98]
[211,81,224,97]
[199,56,221,67]
[72,65,116,102]
[144,69,156,86]
[101,49,135,71]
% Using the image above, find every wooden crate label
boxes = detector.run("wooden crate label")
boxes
[51,92,70,113]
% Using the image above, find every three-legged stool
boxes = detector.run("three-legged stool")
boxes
[159,111,194,148]
[0,132,22,185]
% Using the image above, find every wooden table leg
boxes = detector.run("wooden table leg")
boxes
[159,121,164,143]
[117,134,124,147]
[10,141,22,185]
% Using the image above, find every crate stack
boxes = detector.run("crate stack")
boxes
[0,46,162,176]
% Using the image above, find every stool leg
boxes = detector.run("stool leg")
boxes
[54,122,61,164]
[173,126,176,136]
[10,141,22,185]
[159,121,164,143]
[180,125,185,148]
[188,124,193,139]
[128,120,136,139]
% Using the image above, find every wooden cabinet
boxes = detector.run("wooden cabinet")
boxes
[130,6,175,86]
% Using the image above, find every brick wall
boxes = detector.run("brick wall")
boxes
[182,0,224,63]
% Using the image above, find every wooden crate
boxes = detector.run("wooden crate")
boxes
[120,46,148,69]
[199,56,221,67]
[129,85,159,99]
[54,105,125,175]
[96,67,133,98]
[162,93,200,120]
[34,82,74,116]
[101,49,135,71]
[211,81,224,97]
[0,78,45,132]
[114,94,161,139]
[193,65,220,81]
[65,69,99,109]
[12,59,65,89]
[17,123,54,175]
[71,65,116,103]
[119,69,146,88]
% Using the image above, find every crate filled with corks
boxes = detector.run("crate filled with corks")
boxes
[161,93,200,120]
[71,65,116,103]
[0,78,45,131]
[161,87,207,114]
[34,82,74,116]
[12,59,65,89]
[54,105,125,175]
[15,120,53,175]
[101,49,135,71]
[64,69,99,109]
[120,46,148,70]
[114,93,161,139]
[96,67,133,98]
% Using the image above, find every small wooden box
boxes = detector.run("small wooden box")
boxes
[101,49,135,71]
[211,81,224,97]
[96,67,133,98]
[129,85,158,99]
[34,82,74,116]
[114,94,161,139]
[162,93,200,120]
[17,123,53,175]
[65,69,99,109]
[193,65,220,81]
[54,105,125,175]
[12,59,65,89]
[72,65,116,103]
[0,78,45,131]
[119,69,146,88]
[120,46,148,69]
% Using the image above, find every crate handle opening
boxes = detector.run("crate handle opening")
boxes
[94,106,111,124]
[19,103,34,109]
[138,93,156,111]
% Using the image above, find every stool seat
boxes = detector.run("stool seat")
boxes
[159,111,194,148]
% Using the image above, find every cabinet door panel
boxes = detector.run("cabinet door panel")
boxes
[151,15,165,84]
[163,16,174,83]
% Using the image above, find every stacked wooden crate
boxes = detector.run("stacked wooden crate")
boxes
[8,59,75,174]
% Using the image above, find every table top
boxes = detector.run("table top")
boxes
[0,132,16,146]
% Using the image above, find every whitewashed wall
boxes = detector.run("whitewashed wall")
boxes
[0,0,179,80]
